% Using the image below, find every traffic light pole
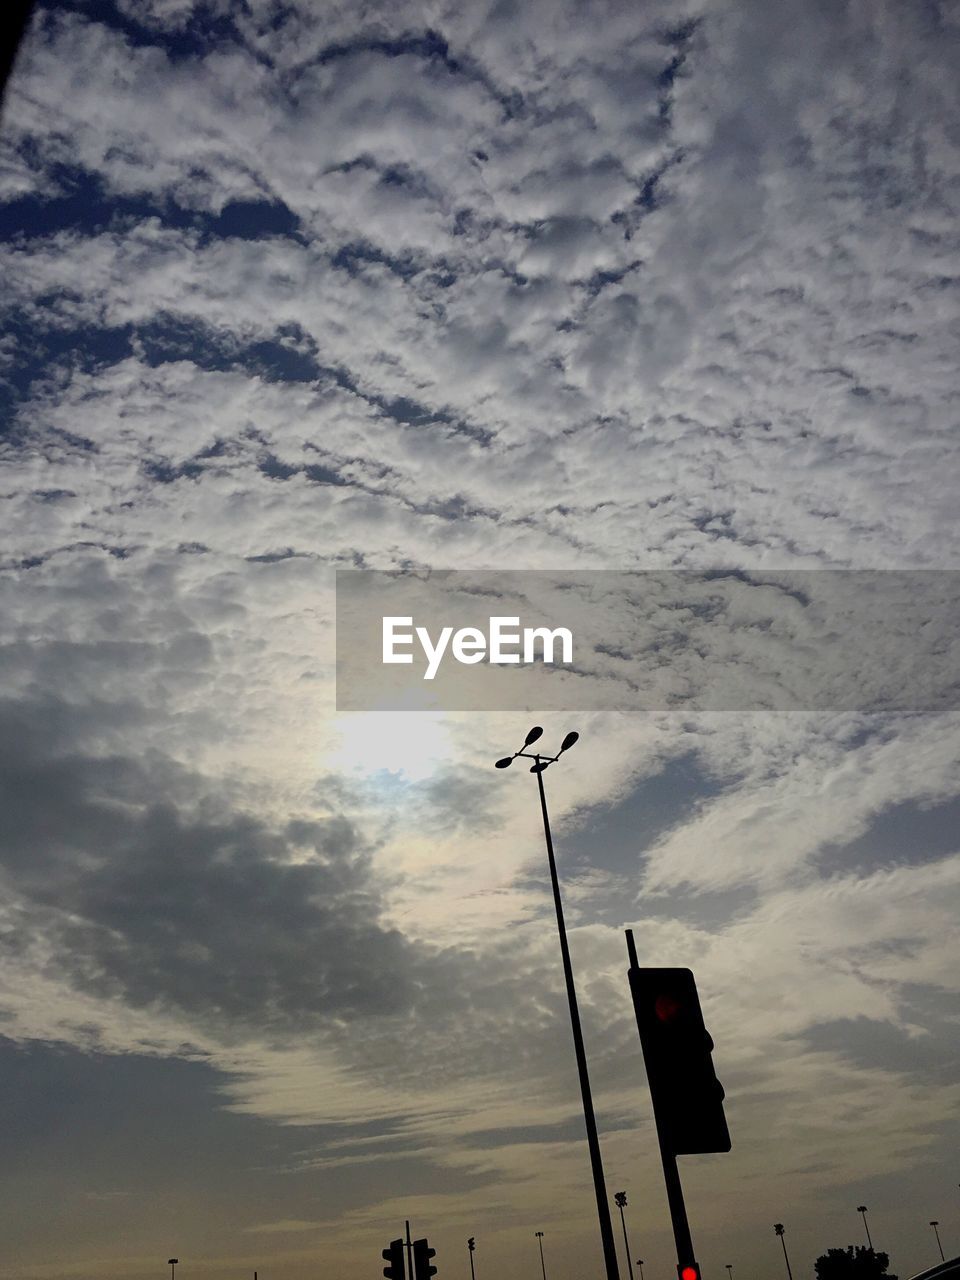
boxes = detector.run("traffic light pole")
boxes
[626,930,698,1280]
[660,1136,696,1275]
[536,762,622,1280]
[406,1219,413,1280]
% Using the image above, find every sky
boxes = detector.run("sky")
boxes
[1,1,959,1279]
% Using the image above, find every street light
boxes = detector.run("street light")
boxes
[614,1192,635,1280]
[497,728,619,1280]
[726,1265,733,1280]
[168,1262,179,1280]
[930,1222,945,1262]
[536,1230,548,1280]
[775,1224,794,1280]
[636,1260,645,1280]
[857,1206,874,1251]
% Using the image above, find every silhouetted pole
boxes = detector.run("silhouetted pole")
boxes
[534,758,620,1280]
[930,1221,944,1262]
[615,1192,636,1280]
[775,1224,793,1280]
[726,1265,733,1280]
[857,1206,873,1251]
[168,1260,178,1280]
[468,1236,476,1280]
[536,1230,547,1280]
[406,1219,414,1280]
[637,1260,645,1280]
[496,728,620,1280]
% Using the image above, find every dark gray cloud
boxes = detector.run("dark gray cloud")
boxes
[817,795,960,878]
[798,1008,960,1090]
[0,694,424,1030]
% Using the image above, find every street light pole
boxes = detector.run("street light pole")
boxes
[726,1265,733,1280]
[858,1206,874,1251]
[496,729,620,1280]
[614,1192,635,1280]
[168,1260,178,1280]
[637,1260,645,1280]
[930,1222,945,1262]
[536,1230,547,1280]
[775,1224,794,1280]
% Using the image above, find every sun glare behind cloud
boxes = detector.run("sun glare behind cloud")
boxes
[329,712,452,782]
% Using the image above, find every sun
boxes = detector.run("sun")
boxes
[328,711,451,782]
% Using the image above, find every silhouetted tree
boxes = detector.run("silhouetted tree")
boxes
[815,1246,898,1280]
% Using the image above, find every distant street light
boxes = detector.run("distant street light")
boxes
[930,1222,945,1262]
[636,1260,645,1280]
[536,1230,548,1280]
[857,1206,874,1251]
[775,1224,794,1280]
[726,1265,733,1280]
[614,1192,635,1280]
[168,1262,179,1280]
[497,728,619,1280]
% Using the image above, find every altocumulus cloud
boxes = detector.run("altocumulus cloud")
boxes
[0,0,959,1276]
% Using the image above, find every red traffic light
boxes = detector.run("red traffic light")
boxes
[655,993,683,1022]
[680,1266,700,1280]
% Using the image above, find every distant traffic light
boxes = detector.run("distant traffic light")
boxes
[383,1238,406,1280]
[628,965,731,1155]
[413,1237,438,1279]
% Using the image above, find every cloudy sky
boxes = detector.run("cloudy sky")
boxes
[1,1,959,1278]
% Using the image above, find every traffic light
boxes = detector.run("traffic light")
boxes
[413,1237,437,1279]
[383,1238,406,1280]
[628,964,731,1155]
[679,1264,701,1280]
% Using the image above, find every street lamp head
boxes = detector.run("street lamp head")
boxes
[930,1221,939,1227]
[529,761,547,773]
[858,1206,868,1214]
[774,1224,785,1236]
[525,725,544,745]
[495,756,514,768]
[560,730,579,752]
[615,1191,628,1207]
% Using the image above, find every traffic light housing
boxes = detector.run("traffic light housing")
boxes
[383,1238,406,1280]
[413,1237,437,1279]
[628,963,731,1155]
